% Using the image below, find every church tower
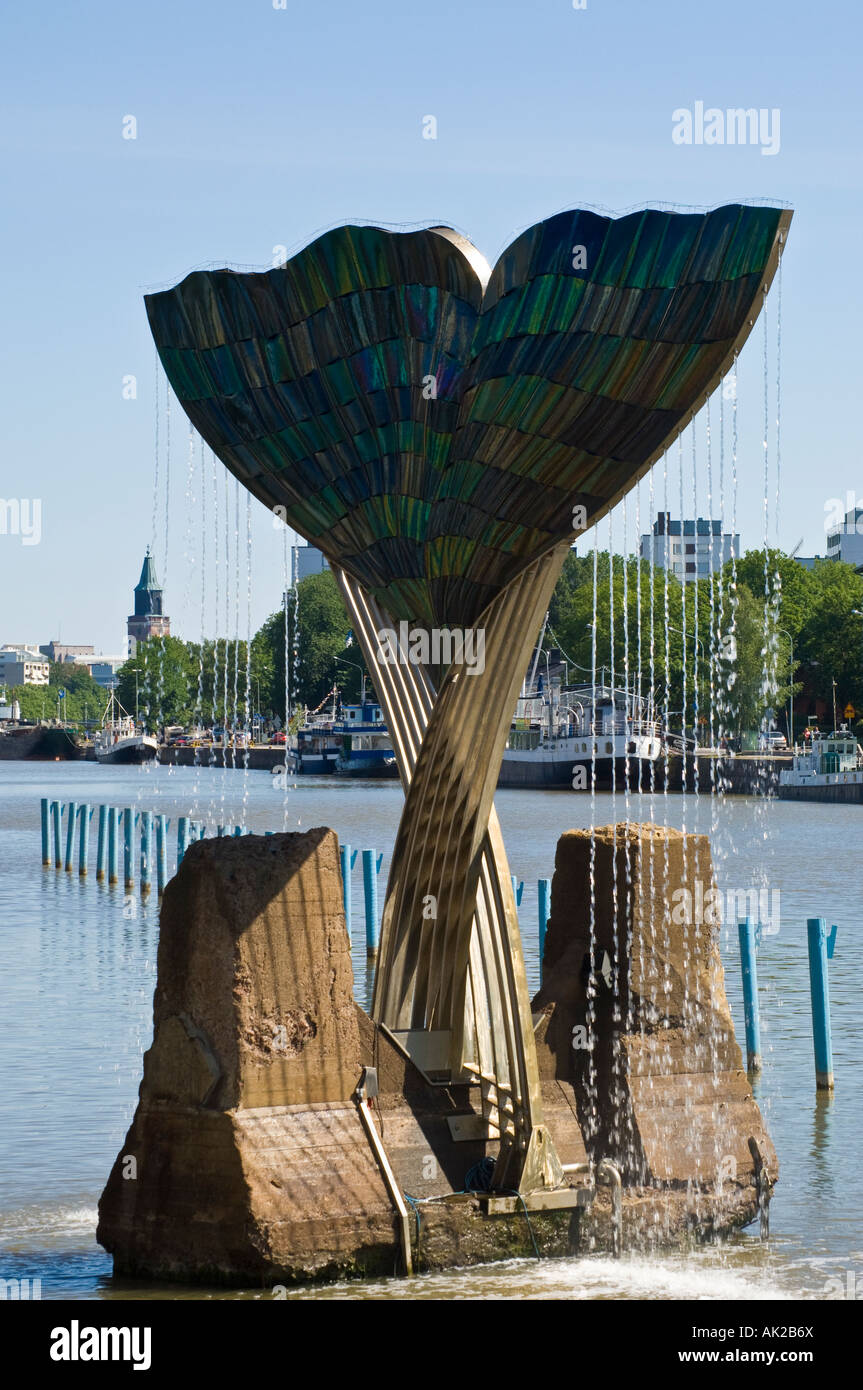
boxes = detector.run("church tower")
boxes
[127,549,170,653]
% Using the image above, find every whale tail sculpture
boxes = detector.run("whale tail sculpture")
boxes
[146,204,790,1193]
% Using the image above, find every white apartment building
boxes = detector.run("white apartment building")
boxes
[640,513,739,581]
[0,645,50,686]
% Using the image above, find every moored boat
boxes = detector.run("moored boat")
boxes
[94,693,158,765]
[778,726,863,803]
[499,682,666,790]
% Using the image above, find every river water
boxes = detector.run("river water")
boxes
[0,759,860,1301]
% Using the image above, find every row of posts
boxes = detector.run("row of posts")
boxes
[41,801,556,970]
[338,842,552,967]
[40,798,255,895]
[738,915,837,1091]
[40,801,835,1087]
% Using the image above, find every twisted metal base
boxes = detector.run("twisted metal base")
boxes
[335,542,571,1192]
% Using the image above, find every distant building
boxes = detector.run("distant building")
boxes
[793,556,820,571]
[127,550,170,652]
[0,645,50,686]
[39,641,95,664]
[825,506,863,572]
[294,543,329,585]
[640,513,739,581]
[86,657,128,689]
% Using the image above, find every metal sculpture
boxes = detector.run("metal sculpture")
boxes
[146,204,790,1192]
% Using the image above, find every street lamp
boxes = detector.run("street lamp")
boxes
[335,655,367,708]
[777,627,795,748]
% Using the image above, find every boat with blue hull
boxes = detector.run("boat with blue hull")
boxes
[296,699,397,777]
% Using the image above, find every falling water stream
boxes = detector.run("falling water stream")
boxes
[19,294,838,1298]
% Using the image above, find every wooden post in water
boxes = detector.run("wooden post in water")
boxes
[339,843,353,938]
[123,808,134,892]
[96,804,108,881]
[78,803,91,877]
[108,807,119,885]
[64,801,78,873]
[737,917,762,1073]
[156,814,168,895]
[52,801,62,868]
[362,849,380,956]
[807,918,836,1091]
[140,811,153,895]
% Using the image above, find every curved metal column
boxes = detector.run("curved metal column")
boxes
[335,543,570,1192]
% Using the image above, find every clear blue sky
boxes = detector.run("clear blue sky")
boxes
[1,0,860,652]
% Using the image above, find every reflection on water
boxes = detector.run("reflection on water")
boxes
[0,760,861,1300]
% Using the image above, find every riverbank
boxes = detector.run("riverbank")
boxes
[1,730,796,797]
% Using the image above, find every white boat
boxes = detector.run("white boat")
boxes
[94,693,159,765]
[778,726,863,803]
[499,681,666,790]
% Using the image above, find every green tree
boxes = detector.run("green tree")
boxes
[252,571,369,717]
[116,637,198,731]
[545,549,796,743]
[9,663,108,725]
[796,560,863,710]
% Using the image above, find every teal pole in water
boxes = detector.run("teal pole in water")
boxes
[41,798,50,866]
[108,807,119,885]
[511,875,524,908]
[340,843,352,936]
[156,814,167,895]
[538,878,551,978]
[177,816,190,867]
[140,811,153,894]
[123,808,134,891]
[737,917,762,1072]
[52,800,62,867]
[96,804,108,881]
[807,918,836,1091]
[78,804,91,877]
[64,801,77,872]
[362,849,380,955]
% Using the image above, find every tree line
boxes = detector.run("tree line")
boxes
[6,551,861,739]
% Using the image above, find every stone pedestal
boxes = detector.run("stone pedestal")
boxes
[97,829,399,1283]
[533,823,776,1202]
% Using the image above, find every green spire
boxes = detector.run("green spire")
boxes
[136,548,160,593]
